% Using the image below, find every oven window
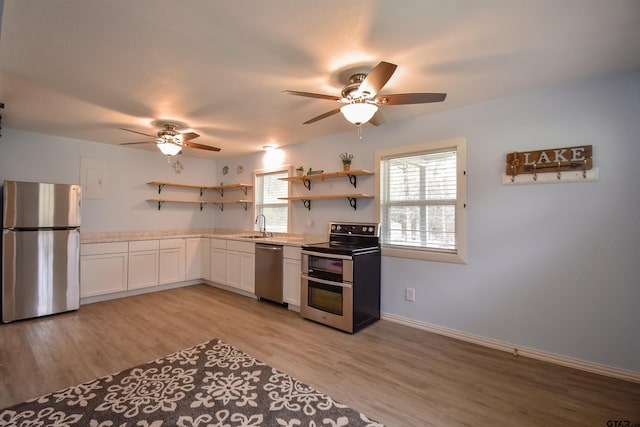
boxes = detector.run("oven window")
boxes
[308,256,343,282]
[308,281,343,315]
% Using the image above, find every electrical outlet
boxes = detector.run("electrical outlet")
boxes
[405,288,415,302]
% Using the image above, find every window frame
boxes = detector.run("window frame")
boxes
[253,166,292,233]
[375,137,467,264]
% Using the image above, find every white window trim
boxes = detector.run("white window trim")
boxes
[253,165,292,233]
[375,137,467,264]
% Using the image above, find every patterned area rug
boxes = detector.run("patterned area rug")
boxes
[0,339,383,426]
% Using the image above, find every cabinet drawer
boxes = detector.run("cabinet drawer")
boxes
[283,245,301,260]
[160,238,185,250]
[129,239,159,252]
[210,238,227,249]
[81,241,128,256]
[227,240,254,253]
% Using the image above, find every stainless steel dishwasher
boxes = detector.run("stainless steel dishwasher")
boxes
[254,243,283,303]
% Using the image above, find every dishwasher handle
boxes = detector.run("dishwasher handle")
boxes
[255,244,283,251]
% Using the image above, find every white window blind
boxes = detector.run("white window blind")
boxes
[255,170,288,233]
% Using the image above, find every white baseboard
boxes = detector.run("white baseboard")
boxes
[80,280,201,305]
[381,312,640,384]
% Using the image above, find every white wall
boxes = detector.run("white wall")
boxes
[0,130,218,232]
[215,71,640,373]
[1,71,637,373]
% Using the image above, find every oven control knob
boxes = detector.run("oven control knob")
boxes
[331,225,336,231]
[336,225,341,231]
[368,227,374,233]
[362,226,367,232]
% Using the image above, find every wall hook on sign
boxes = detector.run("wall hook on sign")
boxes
[510,152,519,182]
[532,163,537,181]
[557,162,562,180]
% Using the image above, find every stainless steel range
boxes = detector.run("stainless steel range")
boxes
[300,222,380,333]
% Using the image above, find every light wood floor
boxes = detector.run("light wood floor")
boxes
[1,284,639,426]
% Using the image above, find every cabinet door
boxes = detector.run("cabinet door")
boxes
[81,253,128,297]
[210,247,227,285]
[159,247,186,285]
[226,250,241,289]
[283,258,301,307]
[201,238,210,281]
[239,251,255,294]
[128,250,159,289]
[185,238,202,281]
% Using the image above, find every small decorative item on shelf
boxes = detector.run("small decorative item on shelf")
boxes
[307,168,324,175]
[340,152,354,171]
[296,165,305,177]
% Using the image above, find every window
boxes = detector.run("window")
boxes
[375,137,467,263]
[254,168,290,233]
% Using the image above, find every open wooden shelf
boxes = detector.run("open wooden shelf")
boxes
[279,169,373,189]
[278,169,374,209]
[279,194,374,211]
[147,181,253,196]
[147,198,252,211]
[146,181,253,211]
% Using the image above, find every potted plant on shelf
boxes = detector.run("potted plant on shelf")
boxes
[339,152,353,171]
[295,165,305,177]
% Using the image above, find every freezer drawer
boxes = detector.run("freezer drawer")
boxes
[2,229,80,322]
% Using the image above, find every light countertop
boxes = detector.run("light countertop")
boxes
[80,228,326,247]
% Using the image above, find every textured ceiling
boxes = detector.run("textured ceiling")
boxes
[1,0,639,159]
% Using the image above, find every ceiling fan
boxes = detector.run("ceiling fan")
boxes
[284,61,446,126]
[119,123,221,156]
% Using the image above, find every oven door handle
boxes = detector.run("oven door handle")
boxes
[301,250,353,261]
[301,274,353,289]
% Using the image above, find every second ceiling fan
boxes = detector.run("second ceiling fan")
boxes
[284,61,446,126]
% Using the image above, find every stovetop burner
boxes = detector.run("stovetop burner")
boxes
[302,221,380,255]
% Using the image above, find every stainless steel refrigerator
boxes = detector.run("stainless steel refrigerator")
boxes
[2,181,81,323]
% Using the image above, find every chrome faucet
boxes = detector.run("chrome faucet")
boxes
[255,214,267,237]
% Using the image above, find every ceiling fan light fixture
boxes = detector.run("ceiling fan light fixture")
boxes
[156,141,182,156]
[340,103,378,125]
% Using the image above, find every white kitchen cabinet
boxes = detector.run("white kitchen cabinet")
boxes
[239,251,255,293]
[80,242,129,297]
[159,239,186,285]
[283,245,302,308]
[226,240,255,293]
[226,250,241,288]
[201,238,211,281]
[128,240,159,290]
[210,239,227,285]
[185,238,203,281]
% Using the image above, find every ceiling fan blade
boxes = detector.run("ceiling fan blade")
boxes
[120,140,153,145]
[283,90,341,102]
[182,141,221,152]
[119,127,156,138]
[358,61,397,98]
[376,93,447,105]
[180,132,200,141]
[303,107,342,124]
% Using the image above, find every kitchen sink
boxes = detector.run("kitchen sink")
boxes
[239,235,266,239]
